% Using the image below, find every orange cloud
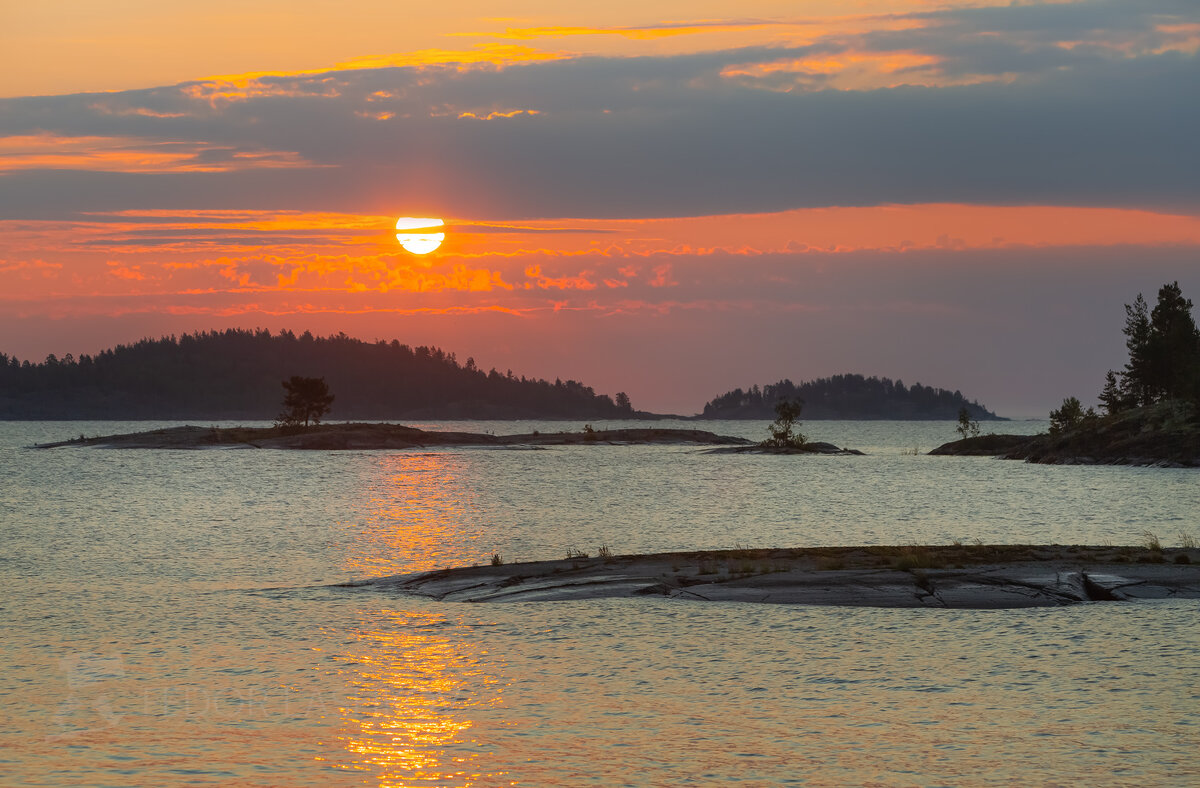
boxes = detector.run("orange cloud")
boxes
[457,109,541,120]
[106,264,146,281]
[649,264,677,288]
[720,49,999,91]
[0,134,321,174]
[523,264,597,290]
[495,21,790,41]
[186,45,566,106]
[447,205,1200,260]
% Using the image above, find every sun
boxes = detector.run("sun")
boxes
[395,217,445,254]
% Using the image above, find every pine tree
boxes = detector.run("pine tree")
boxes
[1098,370,1129,415]
[1147,282,1199,402]
[278,376,335,427]
[1122,294,1153,407]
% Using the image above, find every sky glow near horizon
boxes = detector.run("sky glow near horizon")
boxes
[1,0,1198,416]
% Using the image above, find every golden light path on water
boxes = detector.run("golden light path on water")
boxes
[325,453,505,785]
[395,217,446,255]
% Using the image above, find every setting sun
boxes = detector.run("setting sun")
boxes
[395,217,445,254]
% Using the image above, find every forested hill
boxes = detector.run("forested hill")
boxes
[0,330,636,420]
[700,374,1001,420]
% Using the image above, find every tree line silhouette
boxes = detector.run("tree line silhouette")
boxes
[0,329,636,420]
[700,374,999,420]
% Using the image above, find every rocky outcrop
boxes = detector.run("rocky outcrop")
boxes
[931,403,1200,467]
[352,545,1200,609]
[32,423,753,450]
[705,441,865,456]
[929,434,1032,456]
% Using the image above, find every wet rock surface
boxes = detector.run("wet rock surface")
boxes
[354,545,1200,609]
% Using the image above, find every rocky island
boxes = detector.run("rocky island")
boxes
[931,402,1200,467]
[32,423,755,450]
[353,544,1200,609]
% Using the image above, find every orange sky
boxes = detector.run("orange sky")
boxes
[4,204,1199,309]
[1,0,1044,97]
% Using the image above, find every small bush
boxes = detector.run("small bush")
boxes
[1141,531,1162,551]
[597,545,614,559]
[565,547,589,559]
[490,553,504,566]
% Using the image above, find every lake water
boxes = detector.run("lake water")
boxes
[2,419,1198,786]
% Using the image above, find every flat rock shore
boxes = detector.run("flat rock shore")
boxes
[353,545,1200,609]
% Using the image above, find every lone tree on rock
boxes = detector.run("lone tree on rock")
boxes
[763,398,807,448]
[955,406,980,440]
[278,376,334,427]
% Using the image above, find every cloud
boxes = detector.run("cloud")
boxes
[0,2,1196,221]
[0,133,322,174]
[492,19,792,41]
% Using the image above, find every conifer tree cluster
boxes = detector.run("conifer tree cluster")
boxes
[1099,282,1200,414]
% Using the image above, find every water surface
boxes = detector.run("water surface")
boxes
[2,420,1197,786]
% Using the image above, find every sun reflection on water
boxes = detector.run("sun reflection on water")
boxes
[326,452,508,786]
[348,452,489,578]
[324,610,506,786]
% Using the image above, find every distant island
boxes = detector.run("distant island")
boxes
[0,329,640,420]
[699,374,1000,420]
[2,331,1001,422]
